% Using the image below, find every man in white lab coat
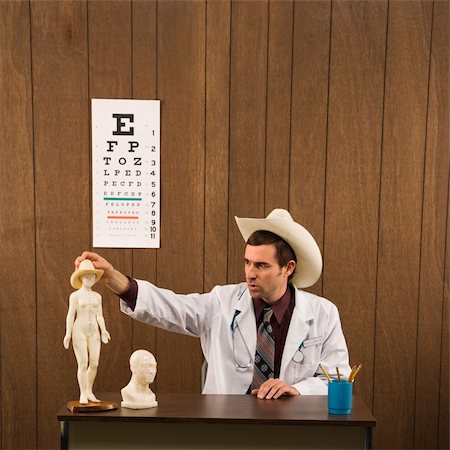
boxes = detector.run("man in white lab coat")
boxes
[75,209,350,399]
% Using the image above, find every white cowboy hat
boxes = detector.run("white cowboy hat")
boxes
[70,259,104,289]
[235,208,322,288]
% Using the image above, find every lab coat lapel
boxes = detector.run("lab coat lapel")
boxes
[280,288,313,377]
[233,288,257,357]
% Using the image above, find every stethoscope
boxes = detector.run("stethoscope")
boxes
[293,343,305,362]
[230,306,306,369]
[231,310,253,369]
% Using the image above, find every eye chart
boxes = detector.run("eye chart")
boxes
[92,99,160,248]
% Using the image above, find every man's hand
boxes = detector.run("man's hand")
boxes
[74,251,130,294]
[75,251,114,279]
[251,378,300,399]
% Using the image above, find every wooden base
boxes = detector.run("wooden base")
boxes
[67,400,118,413]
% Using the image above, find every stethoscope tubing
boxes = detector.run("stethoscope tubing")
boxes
[231,322,253,369]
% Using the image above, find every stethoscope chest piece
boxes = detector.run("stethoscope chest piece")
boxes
[293,349,304,363]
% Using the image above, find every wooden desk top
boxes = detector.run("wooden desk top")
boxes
[58,393,376,427]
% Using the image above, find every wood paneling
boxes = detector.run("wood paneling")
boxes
[434,3,450,449]
[130,0,158,388]
[31,1,90,448]
[228,0,268,283]
[265,0,293,213]
[374,1,433,449]
[87,0,134,396]
[156,0,205,393]
[324,0,387,410]
[205,0,231,291]
[289,0,331,297]
[440,200,449,450]
[415,0,449,448]
[0,1,447,448]
[0,2,36,449]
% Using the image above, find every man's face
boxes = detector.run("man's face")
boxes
[244,244,294,304]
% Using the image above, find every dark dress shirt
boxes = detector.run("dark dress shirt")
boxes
[252,285,295,379]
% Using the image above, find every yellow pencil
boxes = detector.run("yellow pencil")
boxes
[319,364,332,382]
[348,365,357,381]
[336,366,341,383]
[348,364,363,382]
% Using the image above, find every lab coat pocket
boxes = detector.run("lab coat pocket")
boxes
[294,363,317,383]
[300,337,323,364]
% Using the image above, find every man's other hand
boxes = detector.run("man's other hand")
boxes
[251,378,300,399]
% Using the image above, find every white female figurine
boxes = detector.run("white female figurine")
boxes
[121,350,158,409]
[63,259,111,404]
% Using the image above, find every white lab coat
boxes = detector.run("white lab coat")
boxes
[120,281,350,395]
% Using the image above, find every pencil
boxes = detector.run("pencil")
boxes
[319,363,332,382]
[348,364,363,382]
[348,365,357,381]
[336,366,341,383]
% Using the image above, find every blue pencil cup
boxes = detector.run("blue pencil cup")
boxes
[327,379,353,415]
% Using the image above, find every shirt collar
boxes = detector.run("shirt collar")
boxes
[253,285,293,325]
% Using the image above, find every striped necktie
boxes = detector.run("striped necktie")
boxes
[250,306,275,391]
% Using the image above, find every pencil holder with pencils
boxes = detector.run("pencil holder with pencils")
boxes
[327,379,353,415]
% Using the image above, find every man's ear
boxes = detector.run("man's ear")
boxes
[285,260,296,277]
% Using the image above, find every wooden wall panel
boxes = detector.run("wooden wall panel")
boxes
[204,0,230,291]
[289,0,331,297]
[436,5,450,450]
[156,0,205,393]
[31,1,90,448]
[415,0,449,447]
[0,2,36,449]
[131,0,158,388]
[374,2,433,449]
[323,0,387,409]
[439,202,449,450]
[228,0,268,283]
[265,0,293,213]
[87,0,134,394]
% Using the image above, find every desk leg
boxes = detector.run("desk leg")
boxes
[60,421,69,450]
[364,426,372,450]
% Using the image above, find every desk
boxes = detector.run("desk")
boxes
[58,393,376,450]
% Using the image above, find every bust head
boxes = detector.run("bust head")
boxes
[121,349,158,409]
[129,350,157,385]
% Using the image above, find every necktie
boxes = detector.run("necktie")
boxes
[250,306,275,391]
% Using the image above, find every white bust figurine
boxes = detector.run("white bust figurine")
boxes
[121,350,158,409]
[63,259,111,404]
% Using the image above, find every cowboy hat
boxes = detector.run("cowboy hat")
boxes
[234,208,322,288]
[70,259,104,289]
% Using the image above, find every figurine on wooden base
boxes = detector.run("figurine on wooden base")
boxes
[121,350,158,409]
[63,259,111,406]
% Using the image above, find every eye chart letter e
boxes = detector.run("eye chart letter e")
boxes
[92,99,160,248]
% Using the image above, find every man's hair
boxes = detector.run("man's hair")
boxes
[246,230,297,282]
